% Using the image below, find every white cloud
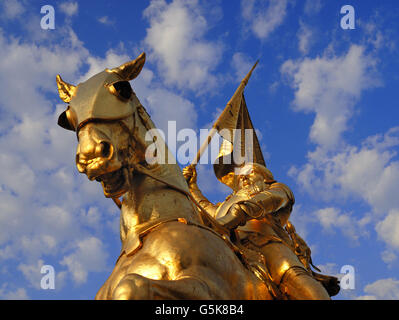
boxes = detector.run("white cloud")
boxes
[133,67,198,138]
[381,250,397,265]
[314,207,370,243]
[289,204,314,240]
[80,207,102,229]
[358,15,396,52]
[0,22,124,295]
[304,0,322,15]
[147,87,197,132]
[18,258,68,291]
[59,2,79,17]
[98,16,114,26]
[357,278,399,300]
[231,52,255,81]
[79,49,130,81]
[0,28,88,122]
[1,0,25,20]
[315,207,341,230]
[337,134,399,214]
[60,237,109,284]
[281,44,380,150]
[143,0,223,92]
[290,127,399,213]
[316,262,340,277]
[18,259,46,289]
[297,22,313,54]
[281,37,399,256]
[288,127,399,255]
[196,163,231,196]
[362,21,385,50]
[241,0,288,40]
[376,210,399,250]
[0,284,29,300]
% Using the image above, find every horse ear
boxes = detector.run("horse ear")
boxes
[110,52,146,81]
[56,74,76,103]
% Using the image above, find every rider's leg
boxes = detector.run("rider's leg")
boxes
[279,266,330,300]
[259,242,330,300]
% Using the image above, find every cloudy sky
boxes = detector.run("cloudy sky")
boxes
[0,0,398,300]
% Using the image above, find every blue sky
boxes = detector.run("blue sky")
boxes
[0,0,398,300]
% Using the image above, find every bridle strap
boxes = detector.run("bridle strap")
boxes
[75,113,135,138]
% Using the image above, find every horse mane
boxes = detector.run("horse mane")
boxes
[133,101,191,196]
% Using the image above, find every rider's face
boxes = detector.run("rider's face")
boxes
[236,169,263,190]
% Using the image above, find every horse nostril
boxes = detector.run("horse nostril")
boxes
[100,141,112,158]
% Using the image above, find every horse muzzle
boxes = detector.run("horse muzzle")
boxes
[77,155,130,198]
[97,167,131,198]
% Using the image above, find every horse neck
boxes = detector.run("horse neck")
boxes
[119,106,201,239]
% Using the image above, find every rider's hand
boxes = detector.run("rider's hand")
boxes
[182,165,197,185]
[240,201,263,219]
[218,203,247,230]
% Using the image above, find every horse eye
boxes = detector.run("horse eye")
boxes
[110,81,133,101]
[57,109,75,131]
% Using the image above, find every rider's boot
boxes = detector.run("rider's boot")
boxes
[259,242,330,300]
[278,266,331,300]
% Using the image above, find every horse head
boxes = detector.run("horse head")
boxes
[56,53,147,199]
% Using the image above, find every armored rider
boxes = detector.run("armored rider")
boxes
[183,162,332,300]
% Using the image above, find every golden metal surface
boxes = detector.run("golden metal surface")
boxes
[56,74,76,103]
[57,54,338,300]
[184,163,334,299]
[57,54,273,300]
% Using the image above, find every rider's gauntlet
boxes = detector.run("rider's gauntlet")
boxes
[218,201,263,230]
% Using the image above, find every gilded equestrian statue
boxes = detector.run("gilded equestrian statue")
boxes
[56,52,273,300]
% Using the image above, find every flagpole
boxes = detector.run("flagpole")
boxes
[191,127,217,165]
[190,61,259,166]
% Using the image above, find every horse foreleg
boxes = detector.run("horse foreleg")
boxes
[112,273,212,300]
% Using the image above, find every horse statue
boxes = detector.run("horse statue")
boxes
[56,52,274,300]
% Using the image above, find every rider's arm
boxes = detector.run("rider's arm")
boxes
[218,182,294,229]
[245,182,295,217]
[183,165,218,218]
[188,182,218,218]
